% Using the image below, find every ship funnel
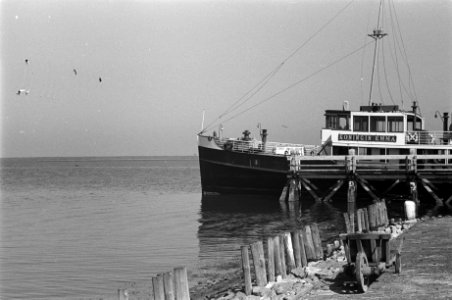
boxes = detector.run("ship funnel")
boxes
[261,129,268,152]
[443,112,449,132]
[411,101,418,114]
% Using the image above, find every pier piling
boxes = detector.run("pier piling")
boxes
[250,241,267,286]
[173,267,190,300]
[152,274,165,300]
[266,237,275,282]
[163,271,175,300]
[117,289,128,300]
[240,246,252,295]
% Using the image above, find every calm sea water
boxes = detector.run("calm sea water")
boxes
[0,157,346,299]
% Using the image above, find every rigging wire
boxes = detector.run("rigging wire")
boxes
[200,0,355,133]
[201,63,284,132]
[381,40,396,105]
[389,0,420,111]
[387,1,405,109]
[215,41,374,128]
[360,6,374,104]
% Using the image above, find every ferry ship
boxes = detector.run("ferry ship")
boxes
[198,102,451,196]
[197,1,452,200]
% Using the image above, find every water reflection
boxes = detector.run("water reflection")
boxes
[197,194,346,268]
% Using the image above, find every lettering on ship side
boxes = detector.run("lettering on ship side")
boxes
[338,134,397,143]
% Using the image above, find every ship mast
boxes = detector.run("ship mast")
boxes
[368,0,387,105]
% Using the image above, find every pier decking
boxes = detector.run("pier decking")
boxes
[305,216,452,299]
[282,152,452,214]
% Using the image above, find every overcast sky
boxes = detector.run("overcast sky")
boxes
[2,0,451,157]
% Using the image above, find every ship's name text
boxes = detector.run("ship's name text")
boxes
[338,134,397,142]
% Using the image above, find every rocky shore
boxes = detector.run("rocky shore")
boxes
[199,217,420,300]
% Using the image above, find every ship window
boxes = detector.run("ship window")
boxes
[407,115,422,131]
[370,116,386,132]
[387,116,403,132]
[326,115,338,129]
[326,115,350,130]
[353,116,369,132]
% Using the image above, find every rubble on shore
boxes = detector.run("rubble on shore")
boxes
[205,218,418,300]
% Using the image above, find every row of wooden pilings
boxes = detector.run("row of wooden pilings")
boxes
[115,225,324,300]
[240,223,323,295]
[117,267,190,300]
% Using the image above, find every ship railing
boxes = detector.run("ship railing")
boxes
[213,137,322,156]
[405,131,452,145]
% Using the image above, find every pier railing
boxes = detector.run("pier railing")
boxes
[293,154,452,181]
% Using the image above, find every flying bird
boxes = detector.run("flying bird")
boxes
[16,89,30,95]
[98,77,102,83]
[73,69,77,75]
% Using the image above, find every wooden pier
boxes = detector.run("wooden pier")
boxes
[280,151,452,215]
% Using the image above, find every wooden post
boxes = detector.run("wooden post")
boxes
[298,230,308,267]
[152,274,165,300]
[279,235,287,277]
[407,149,419,209]
[287,178,299,202]
[300,177,321,203]
[118,289,128,300]
[368,203,379,231]
[310,223,323,260]
[174,267,190,300]
[347,181,356,233]
[251,241,267,286]
[376,202,382,228]
[381,201,388,226]
[420,180,444,214]
[370,239,378,263]
[356,209,363,233]
[363,208,369,232]
[292,231,302,268]
[163,271,175,300]
[346,149,357,233]
[302,226,316,261]
[273,236,283,277]
[343,212,351,233]
[283,233,296,270]
[410,181,418,209]
[241,246,252,295]
[322,179,344,203]
[279,184,288,202]
[267,237,275,282]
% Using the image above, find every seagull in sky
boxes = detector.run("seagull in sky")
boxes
[16,89,30,95]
